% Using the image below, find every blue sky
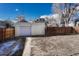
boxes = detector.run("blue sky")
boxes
[0,3,52,21]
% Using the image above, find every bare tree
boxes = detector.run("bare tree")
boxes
[62,3,79,26]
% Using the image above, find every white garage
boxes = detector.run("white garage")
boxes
[15,22,45,36]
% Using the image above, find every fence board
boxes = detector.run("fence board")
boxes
[0,28,15,41]
[45,27,76,36]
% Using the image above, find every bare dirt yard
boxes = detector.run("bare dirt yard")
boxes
[30,35,79,56]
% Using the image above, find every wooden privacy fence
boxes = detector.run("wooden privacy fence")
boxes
[45,27,79,36]
[1,27,79,41]
[0,28,15,41]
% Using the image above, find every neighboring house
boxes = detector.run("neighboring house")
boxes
[35,18,48,26]
[35,18,45,23]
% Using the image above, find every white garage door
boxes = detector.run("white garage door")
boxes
[31,23,45,35]
[15,26,31,36]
